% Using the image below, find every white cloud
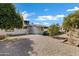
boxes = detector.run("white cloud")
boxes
[35,15,65,21]
[56,15,65,18]
[37,16,54,20]
[67,7,79,12]
[34,22,50,26]
[21,11,30,20]
[34,22,40,25]
[43,22,49,26]
[21,11,35,20]
[54,15,65,20]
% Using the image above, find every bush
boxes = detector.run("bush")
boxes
[48,24,60,36]
[42,31,49,36]
[0,35,6,40]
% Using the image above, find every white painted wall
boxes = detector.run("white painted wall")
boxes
[6,29,29,35]
[0,26,44,36]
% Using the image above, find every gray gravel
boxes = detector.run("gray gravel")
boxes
[0,38,33,56]
[0,35,79,56]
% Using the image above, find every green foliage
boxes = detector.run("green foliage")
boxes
[0,35,6,40]
[48,24,60,36]
[62,10,79,44]
[14,13,24,29]
[0,3,23,30]
[42,31,49,36]
[62,10,79,31]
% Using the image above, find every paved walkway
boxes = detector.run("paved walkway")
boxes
[0,35,79,56]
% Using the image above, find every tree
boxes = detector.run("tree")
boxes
[48,24,60,36]
[0,3,23,30]
[14,13,24,29]
[62,10,79,44]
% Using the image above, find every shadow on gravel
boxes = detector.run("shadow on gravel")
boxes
[53,36,68,43]
[0,38,34,56]
[53,36,67,40]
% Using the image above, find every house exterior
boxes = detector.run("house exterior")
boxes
[6,21,48,35]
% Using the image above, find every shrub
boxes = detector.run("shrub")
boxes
[0,35,6,40]
[42,31,49,36]
[48,24,60,36]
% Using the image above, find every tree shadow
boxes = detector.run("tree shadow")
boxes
[0,38,34,56]
[53,36,68,43]
[53,36,67,40]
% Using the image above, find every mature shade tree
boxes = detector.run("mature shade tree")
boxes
[0,3,24,30]
[14,13,24,29]
[62,10,79,44]
[62,11,79,31]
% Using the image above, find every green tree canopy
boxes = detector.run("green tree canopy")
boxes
[62,10,79,31]
[62,10,79,44]
[0,3,23,30]
[48,24,60,36]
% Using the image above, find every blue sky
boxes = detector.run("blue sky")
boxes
[15,3,79,26]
